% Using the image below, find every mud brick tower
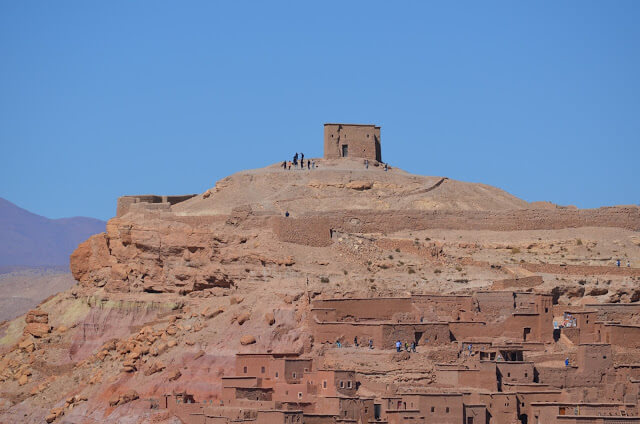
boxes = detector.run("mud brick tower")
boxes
[323,123,381,162]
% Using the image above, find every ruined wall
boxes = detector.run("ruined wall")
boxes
[603,325,640,349]
[311,321,384,346]
[312,298,414,321]
[116,194,197,217]
[323,124,381,162]
[381,323,450,347]
[270,206,640,247]
[491,276,544,290]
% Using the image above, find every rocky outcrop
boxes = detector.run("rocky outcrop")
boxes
[109,390,139,407]
[70,217,236,294]
[24,310,50,338]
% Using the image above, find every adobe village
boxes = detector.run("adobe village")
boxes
[1,124,640,424]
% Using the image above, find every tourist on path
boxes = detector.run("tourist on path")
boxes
[395,340,401,352]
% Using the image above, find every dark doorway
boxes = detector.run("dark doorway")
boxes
[519,414,528,424]
[523,327,531,341]
[414,332,423,345]
[374,404,381,420]
[342,144,349,157]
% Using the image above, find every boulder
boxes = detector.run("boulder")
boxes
[24,323,50,338]
[25,310,48,324]
[144,361,165,376]
[168,369,182,381]
[588,287,609,296]
[230,296,244,305]
[201,306,224,319]
[109,390,139,407]
[240,335,256,345]
[45,407,65,423]
[346,180,373,190]
[237,312,251,325]
[265,312,275,326]
[18,339,35,353]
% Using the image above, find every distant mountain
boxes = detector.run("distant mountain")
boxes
[0,197,106,268]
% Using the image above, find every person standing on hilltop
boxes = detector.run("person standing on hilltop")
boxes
[282,161,286,170]
[301,152,304,164]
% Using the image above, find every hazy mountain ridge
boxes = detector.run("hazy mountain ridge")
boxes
[0,197,106,267]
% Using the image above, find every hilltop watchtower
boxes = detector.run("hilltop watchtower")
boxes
[323,123,381,162]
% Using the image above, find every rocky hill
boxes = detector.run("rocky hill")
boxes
[173,158,531,216]
[0,160,639,423]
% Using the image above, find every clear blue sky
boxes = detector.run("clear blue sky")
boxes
[1,1,639,220]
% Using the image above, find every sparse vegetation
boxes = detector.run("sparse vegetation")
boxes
[388,255,394,260]
[434,269,442,274]
[576,239,583,246]
[320,277,330,283]
[343,270,348,275]
[511,247,521,254]
[395,248,401,253]
[455,266,462,272]
[408,268,416,274]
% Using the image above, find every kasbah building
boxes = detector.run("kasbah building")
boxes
[149,124,640,424]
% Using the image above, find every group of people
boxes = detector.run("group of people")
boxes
[335,336,374,349]
[616,259,631,267]
[395,340,417,353]
[363,159,389,171]
[283,152,315,170]
[333,337,420,352]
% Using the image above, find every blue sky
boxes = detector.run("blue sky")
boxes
[1,1,638,220]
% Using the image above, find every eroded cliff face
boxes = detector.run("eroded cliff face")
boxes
[71,217,236,294]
